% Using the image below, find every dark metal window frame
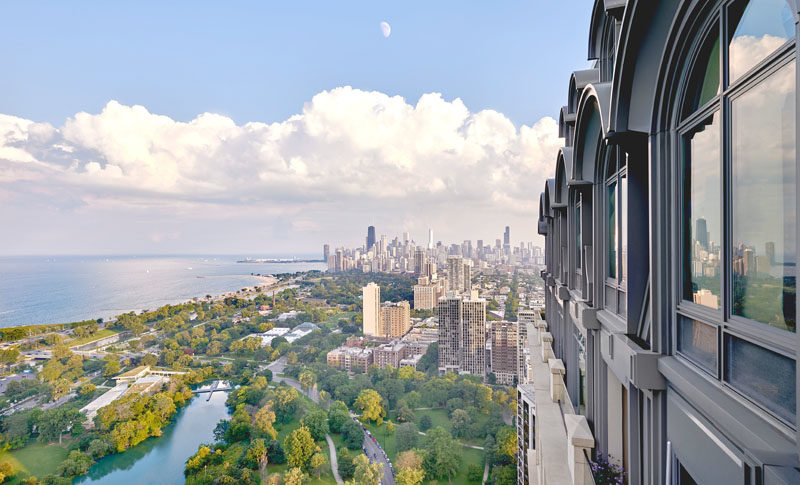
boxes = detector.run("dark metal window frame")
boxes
[673,0,798,427]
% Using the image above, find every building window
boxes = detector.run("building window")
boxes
[605,148,627,316]
[676,0,796,424]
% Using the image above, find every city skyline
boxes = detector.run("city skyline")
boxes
[0,1,594,256]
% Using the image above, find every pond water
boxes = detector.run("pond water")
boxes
[74,391,229,485]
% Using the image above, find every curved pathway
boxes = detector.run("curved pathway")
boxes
[326,434,344,484]
[268,356,343,483]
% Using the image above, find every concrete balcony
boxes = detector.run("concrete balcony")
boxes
[525,317,596,485]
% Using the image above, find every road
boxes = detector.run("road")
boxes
[360,422,394,485]
[0,372,36,393]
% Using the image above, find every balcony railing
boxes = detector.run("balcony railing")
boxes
[526,314,595,485]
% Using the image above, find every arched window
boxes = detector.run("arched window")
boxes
[605,147,627,315]
[600,18,616,82]
[677,0,796,424]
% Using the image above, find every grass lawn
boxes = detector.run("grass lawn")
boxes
[0,442,69,484]
[412,408,489,447]
[322,311,355,328]
[363,420,483,484]
[68,329,118,347]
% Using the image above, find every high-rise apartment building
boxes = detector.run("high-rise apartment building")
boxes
[413,283,438,310]
[461,296,486,377]
[463,263,472,292]
[437,295,462,375]
[323,244,330,263]
[447,255,464,293]
[490,321,518,385]
[366,226,376,251]
[362,282,380,336]
[380,301,411,338]
[517,309,537,383]
[414,248,427,276]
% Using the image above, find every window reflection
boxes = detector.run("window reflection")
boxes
[576,196,582,270]
[684,113,721,309]
[620,172,627,286]
[729,0,795,83]
[608,182,617,279]
[732,61,796,332]
[678,316,717,374]
[685,28,720,117]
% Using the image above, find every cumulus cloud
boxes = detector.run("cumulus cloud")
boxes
[0,87,560,253]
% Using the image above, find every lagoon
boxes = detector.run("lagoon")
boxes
[74,391,230,485]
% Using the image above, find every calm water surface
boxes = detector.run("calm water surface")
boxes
[74,391,230,485]
[0,255,325,327]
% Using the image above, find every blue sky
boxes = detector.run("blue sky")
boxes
[0,1,596,255]
[0,0,592,127]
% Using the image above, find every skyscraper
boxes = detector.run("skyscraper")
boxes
[463,263,472,292]
[503,226,511,253]
[414,248,427,276]
[462,296,487,377]
[437,295,462,375]
[696,218,708,248]
[323,244,330,263]
[362,282,380,336]
[427,228,434,250]
[366,226,376,251]
[447,255,464,293]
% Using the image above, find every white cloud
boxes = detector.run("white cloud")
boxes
[0,87,560,253]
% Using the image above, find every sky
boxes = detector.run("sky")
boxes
[0,0,595,256]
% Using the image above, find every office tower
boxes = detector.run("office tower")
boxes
[323,244,330,263]
[463,263,472,292]
[427,228,434,250]
[517,310,538,383]
[496,239,502,249]
[367,226,376,251]
[491,321,518,385]
[461,296,487,377]
[504,226,511,253]
[335,249,344,272]
[477,240,483,251]
[437,296,462,374]
[379,234,387,254]
[362,282,381,336]
[414,248,427,276]
[380,301,411,337]
[403,232,410,244]
[696,218,708,248]
[447,255,464,292]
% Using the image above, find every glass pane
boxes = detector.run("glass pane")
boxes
[608,182,618,279]
[677,316,718,374]
[576,203,582,269]
[685,27,721,116]
[729,0,795,83]
[683,113,721,309]
[732,61,796,332]
[726,335,796,422]
[620,172,628,286]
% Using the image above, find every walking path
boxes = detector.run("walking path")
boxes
[326,434,343,484]
[482,462,490,484]
[268,356,343,483]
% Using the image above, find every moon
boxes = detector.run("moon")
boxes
[380,21,391,38]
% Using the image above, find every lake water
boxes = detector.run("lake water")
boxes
[0,255,325,327]
[74,390,230,485]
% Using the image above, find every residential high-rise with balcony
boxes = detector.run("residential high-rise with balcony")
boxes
[362,282,380,337]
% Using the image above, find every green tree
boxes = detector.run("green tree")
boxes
[56,450,92,478]
[493,464,516,485]
[254,402,278,440]
[350,454,383,485]
[327,401,350,433]
[283,467,308,485]
[103,359,120,377]
[495,426,517,462]
[300,410,329,442]
[395,422,419,452]
[422,426,460,483]
[396,467,425,485]
[246,439,269,471]
[298,371,314,392]
[0,462,14,483]
[284,426,316,470]
[467,463,484,482]
[450,409,472,438]
[354,389,385,425]
[37,408,84,445]
[341,419,363,450]
[310,452,328,479]
[419,414,432,432]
